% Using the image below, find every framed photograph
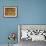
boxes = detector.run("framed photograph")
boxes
[4,6,17,17]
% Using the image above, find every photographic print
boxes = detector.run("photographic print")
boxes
[4,7,17,17]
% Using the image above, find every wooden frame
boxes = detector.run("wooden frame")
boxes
[4,6,17,17]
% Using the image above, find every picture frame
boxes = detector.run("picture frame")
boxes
[4,6,17,17]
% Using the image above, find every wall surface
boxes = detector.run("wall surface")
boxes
[0,0,46,44]
[0,0,18,44]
